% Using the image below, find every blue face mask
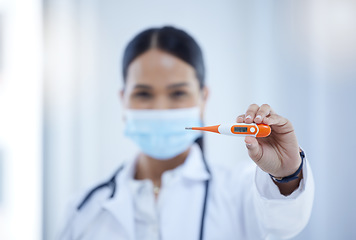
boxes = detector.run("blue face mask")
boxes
[124,107,203,160]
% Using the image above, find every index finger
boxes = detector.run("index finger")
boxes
[244,104,259,123]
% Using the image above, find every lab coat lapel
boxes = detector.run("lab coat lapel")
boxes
[160,145,211,239]
[72,199,107,239]
[102,160,136,240]
[101,144,210,240]
[181,144,211,181]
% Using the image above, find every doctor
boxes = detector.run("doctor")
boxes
[59,26,314,240]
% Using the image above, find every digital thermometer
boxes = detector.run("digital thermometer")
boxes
[185,123,271,138]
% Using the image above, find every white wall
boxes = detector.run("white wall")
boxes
[0,0,43,239]
[43,0,356,239]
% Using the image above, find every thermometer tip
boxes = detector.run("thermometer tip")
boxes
[185,127,193,130]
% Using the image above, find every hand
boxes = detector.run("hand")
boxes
[237,104,302,178]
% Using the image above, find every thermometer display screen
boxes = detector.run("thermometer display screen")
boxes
[234,127,248,133]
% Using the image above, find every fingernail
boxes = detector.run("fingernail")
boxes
[255,115,262,120]
[246,143,252,148]
[246,115,252,119]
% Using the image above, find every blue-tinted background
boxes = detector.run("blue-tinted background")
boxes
[0,0,355,239]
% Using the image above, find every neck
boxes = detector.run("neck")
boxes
[134,147,191,187]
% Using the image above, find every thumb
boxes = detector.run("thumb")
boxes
[244,136,263,163]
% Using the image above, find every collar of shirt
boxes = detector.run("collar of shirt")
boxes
[124,143,210,185]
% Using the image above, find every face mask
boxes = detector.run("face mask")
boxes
[124,107,203,160]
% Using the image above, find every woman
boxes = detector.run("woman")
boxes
[59,26,314,240]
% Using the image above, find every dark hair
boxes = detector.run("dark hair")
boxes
[122,26,205,88]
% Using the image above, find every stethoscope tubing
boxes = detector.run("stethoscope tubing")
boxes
[73,153,210,240]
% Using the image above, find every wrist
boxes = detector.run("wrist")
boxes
[269,149,305,183]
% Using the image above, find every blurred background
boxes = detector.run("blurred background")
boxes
[0,0,356,239]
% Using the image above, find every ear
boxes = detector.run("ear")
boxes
[199,86,209,119]
[202,86,209,102]
[119,89,126,121]
[119,89,125,103]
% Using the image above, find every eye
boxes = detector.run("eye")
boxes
[170,90,188,99]
[133,91,152,99]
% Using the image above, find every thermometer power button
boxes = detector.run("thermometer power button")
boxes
[250,127,256,133]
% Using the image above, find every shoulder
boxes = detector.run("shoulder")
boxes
[58,164,126,239]
[65,163,126,217]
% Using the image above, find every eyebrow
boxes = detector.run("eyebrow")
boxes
[134,82,189,90]
[166,82,189,89]
[134,84,152,89]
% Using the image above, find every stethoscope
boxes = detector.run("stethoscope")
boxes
[76,151,211,240]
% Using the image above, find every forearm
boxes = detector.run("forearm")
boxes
[252,161,314,239]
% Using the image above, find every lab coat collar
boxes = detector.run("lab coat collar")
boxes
[101,159,136,240]
[180,143,211,181]
[101,143,210,239]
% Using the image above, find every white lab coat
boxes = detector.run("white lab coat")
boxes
[59,144,314,240]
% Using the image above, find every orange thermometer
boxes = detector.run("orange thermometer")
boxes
[185,123,271,138]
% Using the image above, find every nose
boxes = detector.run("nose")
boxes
[151,95,170,109]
